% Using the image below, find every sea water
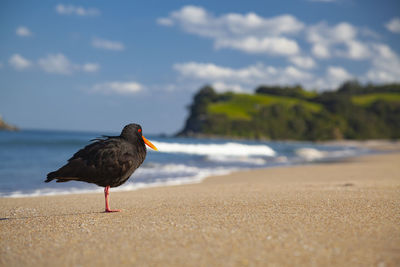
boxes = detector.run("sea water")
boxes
[0,130,369,197]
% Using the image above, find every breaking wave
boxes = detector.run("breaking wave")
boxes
[0,130,369,198]
[295,147,361,161]
[152,141,276,157]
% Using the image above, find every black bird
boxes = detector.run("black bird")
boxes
[45,123,158,212]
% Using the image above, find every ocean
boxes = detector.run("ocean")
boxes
[0,130,369,198]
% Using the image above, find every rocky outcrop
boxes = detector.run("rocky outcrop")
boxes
[0,115,18,131]
[177,83,400,140]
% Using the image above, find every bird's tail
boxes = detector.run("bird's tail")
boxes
[45,171,58,183]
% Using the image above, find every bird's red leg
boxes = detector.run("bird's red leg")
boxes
[104,186,121,213]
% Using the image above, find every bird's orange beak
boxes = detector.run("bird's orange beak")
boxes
[142,135,158,151]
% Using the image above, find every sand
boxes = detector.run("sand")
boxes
[1,152,399,267]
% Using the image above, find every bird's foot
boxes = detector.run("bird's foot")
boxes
[104,208,121,213]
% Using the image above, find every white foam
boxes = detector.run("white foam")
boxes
[1,187,103,198]
[206,155,267,165]
[2,168,233,198]
[152,141,276,157]
[295,147,358,161]
[139,163,200,173]
[1,142,362,198]
[295,148,326,161]
[115,168,232,193]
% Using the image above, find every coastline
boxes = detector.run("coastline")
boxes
[320,139,400,152]
[1,151,400,266]
[0,116,18,131]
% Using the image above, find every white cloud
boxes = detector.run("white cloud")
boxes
[158,6,303,56]
[309,66,353,90]
[16,26,32,37]
[342,40,371,59]
[360,27,380,39]
[82,63,100,73]
[160,6,398,74]
[364,44,400,83]
[38,53,100,75]
[177,39,400,90]
[327,66,352,81]
[219,12,303,36]
[38,53,76,74]
[159,5,304,37]
[55,4,100,16]
[156,17,174,26]
[173,61,369,91]
[307,22,371,60]
[311,43,330,59]
[330,22,357,41]
[285,66,313,80]
[159,7,400,90]
[7,53,99,75]
[215,36,299,56]
[174,62,314,92]
[385,17,400,34]
[212,82,244,92]
[288,56,316,69]
[92,38,125,51]
[93,81,143,95]
[9,54,32,70]
[173,5,208,26]
[174,62,237,80]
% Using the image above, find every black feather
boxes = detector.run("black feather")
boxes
[45,124,147,188]
[90,135,118,142]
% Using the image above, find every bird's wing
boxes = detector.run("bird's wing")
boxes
[90,135,118,142]
[48,139,136,185]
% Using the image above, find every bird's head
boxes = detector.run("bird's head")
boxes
[121,123,158,151]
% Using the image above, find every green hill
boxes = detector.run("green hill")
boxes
[351,93,400,107]
[177,82,400,140]
[208,93,322,120]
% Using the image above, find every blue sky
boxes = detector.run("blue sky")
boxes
[1,0,399,133]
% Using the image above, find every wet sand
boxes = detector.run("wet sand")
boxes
[1,152,399,266]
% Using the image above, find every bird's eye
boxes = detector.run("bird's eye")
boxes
[138,129,142,133]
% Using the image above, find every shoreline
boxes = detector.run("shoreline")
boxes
[1,151,399,266]
[4,139,399,199]
[0,152,372,199]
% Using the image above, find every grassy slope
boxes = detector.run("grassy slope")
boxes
[352,93,400,106]
[208,93,322,120]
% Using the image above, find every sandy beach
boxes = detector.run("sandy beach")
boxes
[1,152,399,267]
